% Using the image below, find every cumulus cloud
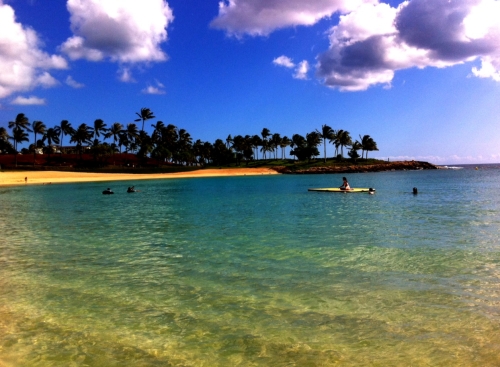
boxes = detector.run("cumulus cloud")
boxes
[0,1,68,99]
[472,57,500,81]
[214,0,500,90]
[142,80,166,94]
[117,67,136,83]
[273,55,295,68]
[273,55,310,80]
[211,0,376,37]
[37,72,59,87]
[11,96,46,105]
[60,0,174,64]
[65,75,85,88]
[316,0,500,90]
[293,60,310,79]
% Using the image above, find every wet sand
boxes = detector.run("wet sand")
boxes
[0,168,278,187]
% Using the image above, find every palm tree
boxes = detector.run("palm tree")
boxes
[125,123,139,145]
[280,136,291,159]
[270,133,281,159]
[328,129,339,157]
[161,124,178,159]
[348,141,362,163]
[59,120,74,152]
[366,138,379,159]
[93,119,107,141]
[70,123,93,160]
[120,123,139,153]
[0,127,14,154]
[260,139,270,160]
[32,120,46,166]
[357,134,379,159]
[137,131,153,159]
[290,134,305,161]
[8,113,32,133]
[107,123,123,149]
[9,127,29,166]
[336,130,352,159]
[177,129,193,165]
[135,107,155,132]
[43,127,61,157]
[151,121,165,145]
[226,134,233,149]
[0,127,8,139]
[306,131,321,162]
[8,113,32,155]
[0,127,9,142]
[316,124,334,163]
[261,128,270,142]
[118,132,129,154]
[251,135,262,160]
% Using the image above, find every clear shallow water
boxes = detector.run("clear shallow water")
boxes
[1,169,500,366]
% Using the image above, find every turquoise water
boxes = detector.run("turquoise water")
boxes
[1,168,500,366]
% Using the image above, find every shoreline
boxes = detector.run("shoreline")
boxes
[0,168,279,187]
[0,161,440,187]
[273,161,438,174]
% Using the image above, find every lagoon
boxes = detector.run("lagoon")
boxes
[1,167,500,366]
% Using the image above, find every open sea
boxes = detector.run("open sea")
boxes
[1,166,500,366]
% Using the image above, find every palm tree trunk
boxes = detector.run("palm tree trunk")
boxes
[324,141,327,163]
[33,132,37,167]
[14,141,18,167]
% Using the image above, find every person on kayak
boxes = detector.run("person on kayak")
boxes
[340,177,351,190]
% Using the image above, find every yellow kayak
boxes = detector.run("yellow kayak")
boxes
[308,188,375,193]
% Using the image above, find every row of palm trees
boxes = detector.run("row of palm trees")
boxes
[1,108,378,167]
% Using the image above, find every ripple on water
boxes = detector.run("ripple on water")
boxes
[1,172,500,366]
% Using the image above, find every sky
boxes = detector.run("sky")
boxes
[0,0,500,164]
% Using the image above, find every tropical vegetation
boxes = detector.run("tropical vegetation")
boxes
[0,111,379,168]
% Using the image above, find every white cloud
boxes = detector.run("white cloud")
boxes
[316,0,500,91]
[214,0,500,90]
[0,1,68,99]
[142,80,166,94]
[273,55,310,80]
[60,0,174,64]
[142,86,165,95]
[273,55,295,68]
[37,72,59,87]
[472,58,500,81]
[65,75,85,88]
[11,96,46,105]
[211,0,376,37]
[293,60,309,79]
[118,67,136,83]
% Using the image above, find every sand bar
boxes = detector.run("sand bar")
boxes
[0,168,278,187]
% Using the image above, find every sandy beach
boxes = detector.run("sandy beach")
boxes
[0,168,278,187]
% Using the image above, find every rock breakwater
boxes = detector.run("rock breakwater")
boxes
[272,161,438,174]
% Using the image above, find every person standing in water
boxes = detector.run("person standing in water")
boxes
[340,177,351,190]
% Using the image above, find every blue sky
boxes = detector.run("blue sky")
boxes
[1,0,500,164]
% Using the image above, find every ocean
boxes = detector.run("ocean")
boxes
[1,167,499,366]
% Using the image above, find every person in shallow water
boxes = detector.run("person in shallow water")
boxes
[340,177,351,190]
